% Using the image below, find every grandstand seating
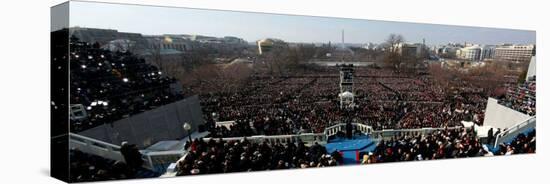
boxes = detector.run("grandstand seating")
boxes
[492,116,536,149]
[499,76,536,116]
[69,37,184,132]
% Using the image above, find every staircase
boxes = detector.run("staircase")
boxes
[493,116,536,149]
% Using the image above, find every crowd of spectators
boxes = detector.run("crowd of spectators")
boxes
[182,126,536,176]
[176,138,337,175]
[199,67,489,137]
[494,130,536,155]
[362,127,535,164]
[363,127,486,164]
[498,76,536,116]
[64,40,493,135]
[69,37,184,132]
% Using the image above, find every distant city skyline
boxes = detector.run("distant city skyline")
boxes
[68,1,535,45]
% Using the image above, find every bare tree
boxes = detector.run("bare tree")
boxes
[184,44,211,71]
[260,45,286,75]
[219,62,253,93]
[386,34,404,53]
[383,34,405,69]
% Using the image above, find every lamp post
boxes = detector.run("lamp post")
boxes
[183,122,192,142]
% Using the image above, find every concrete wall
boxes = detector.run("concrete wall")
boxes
[79,95,204,149]
[483,97,531,130]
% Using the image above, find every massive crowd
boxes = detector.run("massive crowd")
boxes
[199,67,489,137]
[66,37,493,136]
[176,138,337,176]
[69,37,183,132]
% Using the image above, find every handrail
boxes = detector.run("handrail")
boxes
[201,133,326,144]
[493,116,536,148]
[68,133,127,168]
[322,123,465,140]
[144,150,186,156]
[370,126,465,140]
[324,122,374,137]
[69,133,121,150]
[372,126,463,134]
[143,150,186,171]
[69,133,185,172]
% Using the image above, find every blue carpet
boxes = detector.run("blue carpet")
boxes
[326,135,374,153]
[325,135,377,165]
[341,151,359,164]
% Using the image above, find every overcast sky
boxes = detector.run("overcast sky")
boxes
[69,1,535,45]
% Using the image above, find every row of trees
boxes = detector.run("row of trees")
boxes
[141,33,433,95]
[428,60,517,98]
[259,33,418,75]
[146,33,429,79]
[260,43,317,75]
